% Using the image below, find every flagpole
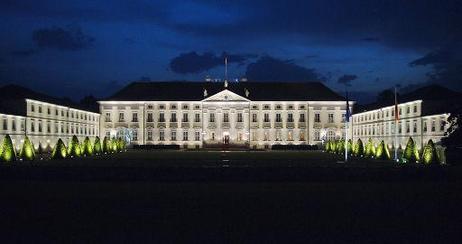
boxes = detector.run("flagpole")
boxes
[345,91,350,162]
[394,86,398,161]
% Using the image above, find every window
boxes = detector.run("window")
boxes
[328,113,334,123]
[223,113,229,122]
[264,113,270,122]
[327,131,335,140]
[147,113,153,122]
[105,131,110,137]
[211,132,215,141]
[133,130,138,141]
[182,113,188,122]
[132,113,138,122]
[413,121,417,133]
[399,108,402,115]
[171,105,177,110]
[147,105,153,109]
[170,113,177,122]
[38,122,42,132]
[30,121,35,132]
[276,105,282,110]
[299,114,306,122]
[47,123,51,133]
[314,131,320,141]
[183,131,188,141]
[414,106,417,113]
[406,106,410,114]
[159,105,165,110]
[263,105,270,110]
[431,120,436,132]
[159,131,165,141]
[12,120,16,131]
[287,114,293,122]
[252,114,257,122]
[159,113,165,122]
[61,110,64,117]
[398,123,402,134]
[171,131,177,141]
[194,114,200,123]
[264,131,269,141]
[147,130,152,141]
[182,105,189,110]
[276,113,282,122]
[300,131,305,141]
[237,113,243,122]
[47,108,51,115]
[406,121,410,133]
[342,113,346,123]
[31,104,35,112]
[195,131,200,141]
[209,113,215,123]
[2,119,7,130]
[118,113,124,122]
[440,120,445,131]
[38,106,42,113]
[314,113,320,122]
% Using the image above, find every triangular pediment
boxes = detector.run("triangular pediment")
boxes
[202,89,249,102]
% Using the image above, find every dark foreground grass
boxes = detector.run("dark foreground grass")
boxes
[1,150,461,243]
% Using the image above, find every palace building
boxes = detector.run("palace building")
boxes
[98,81,353,149]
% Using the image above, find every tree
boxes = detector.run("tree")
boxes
[19,136,35,161]
[51,139,67,159]
[336,139,345,155]
[93,136,102,155]
[354,138,364,156]
[422,140,439,165]
[68,135,81,157]
[347,139,353,155]
[403,137,420,163]
[102,136,111,153]
[0,135,16,162]
[82,137,93,156]
[111,138,118,152]
[375,140,391,160]
[365,138,376,158]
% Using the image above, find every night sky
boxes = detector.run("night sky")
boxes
[0,0,461,103]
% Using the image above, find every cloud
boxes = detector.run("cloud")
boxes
[9,49,38,57]
[337,74,358,87]
[361,37,381,42]
[32,25,94,50]
[245,56,321,82]
[169,51,255,74]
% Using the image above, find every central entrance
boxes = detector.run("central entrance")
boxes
[223,132,230,145]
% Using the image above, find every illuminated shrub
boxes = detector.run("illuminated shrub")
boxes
[117,138,126,152]
[102,136,111,153]
[111,138,118,152]
[422,140,439,165]
[354,138,364,156]
[365,138,376,158]
[403,137,420,163]
[375,140,391,160]
[336,139,345,154]
[325,141,331,152]
[82,137,94,156]
[51,138,67,159]
[67,135,81,157]
[347,139,353,154]
[93,136,102,154]
[1,135,16,162]
[19,136,35,161]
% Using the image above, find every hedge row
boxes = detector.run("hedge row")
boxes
[0,135,127,162]
[324,137,442,165]
[271,144,319,150]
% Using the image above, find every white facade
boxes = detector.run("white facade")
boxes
[350,100,449,150]
[0,99,100,151]
[99,89,352,149]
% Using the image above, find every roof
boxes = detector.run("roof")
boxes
[356,84,462,116]
[105,81,345,101]
[0,84,99,116]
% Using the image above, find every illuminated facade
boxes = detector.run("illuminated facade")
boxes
[350,100,450,149]
[99,81,353,149]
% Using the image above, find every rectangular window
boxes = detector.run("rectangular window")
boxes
[31,104,35,112]
[314,113,320,122]
[147,130,152,141]
[38,122,42,132]
[133,130,138,141]
[171,131,177,141]
[132,113,138,122]
[194,114,200,122]
[328,113,334,123]
[413,121,417,133]
[182,113,188,122]
[47,108,51,115]
[431,121,436,132]
[12,120,16,131]
[264,113,270,122]
[406,121,410,133]
[195,131,200,141]
[119,113,124,122]
[287,114,293,122]
[424,121,427,132]
[414,106,417,113]
[342,114,346,123]
[252,114,257,122]
[147,113,153,122]
[159,131,165,141]
[170,113,177,122]
[299,114,306,122]
[159,113,165,122]
[237,113,243,122]
[38,106,42,113]
[183,131,188,141]
[440,120,445,131]
[314,130,320,141]
[105,113,111,122]
[209,113,215,123]
[223,113,229,122]
[276,113,282,122]
[2,119,7,130]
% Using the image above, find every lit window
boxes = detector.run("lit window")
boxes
[195,114,200,123]
[237,113,243,122]
[223,113,229,123]
[209,113,215,123]
[183,131,188,141]
[252,114,257,122]
[264,113,270,122]
[314,113,320,123]
[171,131,177,141]
[328,113,334,123]
[118,113,124,122]
[159,131,165,141]
[132,113,138,122]
[195,131,200,141]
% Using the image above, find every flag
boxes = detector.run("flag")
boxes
[345,92,350,122]
[394,87,399,121]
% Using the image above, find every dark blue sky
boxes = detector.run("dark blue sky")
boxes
[1,0,461,103]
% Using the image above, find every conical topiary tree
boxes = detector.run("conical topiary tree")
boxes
[0,135,16,162]
[51,139,67,159]
[67,135,81,158]
[422,140,439,165]
[365,138,376,158]
[354,138,364,156]
[19,136,35,161]
[93,136,102,155]
[325,140,331,152]
[403,137,420,163]
[347,139,353,155]
[111,138,118,152]
[102,136,111,153]
[0,136,3,159]
[336,139,345,155]
[117,138,126,152]
[375,140,391,160]
[82,136,93,156]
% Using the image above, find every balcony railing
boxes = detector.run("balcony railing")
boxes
[263,122,271,129]
[222,122,230,129]
[298,122,306,129]
[169,122,178,128]
[251,122,259,129]
[157,122,166,128]
[235,122,244,129]
[193,122,202,128]
[286,122,295,129]
[274,122,283,129]
[181,122,190,128]
[208,123,217,129]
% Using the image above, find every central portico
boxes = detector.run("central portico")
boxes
[201,89,250,148]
